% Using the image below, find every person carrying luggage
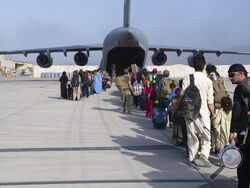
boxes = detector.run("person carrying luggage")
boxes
[71,70,81,100]
[205,64,228,109]
[79,70,90,98]
[205,64,229,154]
[165,88,182,141]
[115,69,135,113]
[180,54,215,167]
[157,70,172,108]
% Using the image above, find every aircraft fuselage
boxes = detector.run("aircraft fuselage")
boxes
[100,27,148,76]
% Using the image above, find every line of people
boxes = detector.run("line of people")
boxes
[59,69,112,100]
[115,60,235,169]
[59,61,249,187]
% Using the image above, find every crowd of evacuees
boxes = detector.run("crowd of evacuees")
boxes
[59,55,250,187]
[116,60,233,165]
[116,57,250,187]
[59,69,112,101]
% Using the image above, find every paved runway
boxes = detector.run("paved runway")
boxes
[0,78,237,188]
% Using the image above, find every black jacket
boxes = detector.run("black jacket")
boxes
[79,71,89,83]
[230,85,250,143]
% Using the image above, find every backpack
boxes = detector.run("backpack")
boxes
[212,77,228,109]
[133,82,143,96]
[71,74,79,87]
[241,77,250,97]
[152,107,166,129]
[160,79,172,99]
[155,74,163,85]
[80,71,89,82]
[178,74,201,120]
[115,75,129,91]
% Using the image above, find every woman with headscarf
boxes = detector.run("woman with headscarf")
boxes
[59,71,68,99]
[93,69,102,94]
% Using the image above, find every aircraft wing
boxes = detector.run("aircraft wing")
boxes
[0,44,103,57]
[148,45,250,57]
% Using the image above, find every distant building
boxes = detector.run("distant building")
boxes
[13,60,33,72]
[0,55,33,74]
[32,64,250,78]
[0,55,2,70]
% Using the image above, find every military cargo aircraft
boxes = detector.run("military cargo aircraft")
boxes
[0,0,250,76]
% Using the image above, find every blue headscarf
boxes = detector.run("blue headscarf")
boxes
[93,72,102,94]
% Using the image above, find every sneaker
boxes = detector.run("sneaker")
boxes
[193,155,211,167]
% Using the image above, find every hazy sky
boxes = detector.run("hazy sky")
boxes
[1,0,250,65]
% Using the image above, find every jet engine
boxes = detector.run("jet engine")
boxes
[152,51,167,66]
[74,52,88,66]
[37,53,53,68]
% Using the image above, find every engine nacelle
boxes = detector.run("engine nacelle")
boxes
[74,52,88,66]
[37,53,53,68]
[152,51,167,66]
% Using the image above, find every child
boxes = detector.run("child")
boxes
[167,82,177,128]
[212,96,232,153]
[165,88,182,141]
[67,84,72,100]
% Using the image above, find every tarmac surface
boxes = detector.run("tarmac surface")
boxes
[0,77,238,188]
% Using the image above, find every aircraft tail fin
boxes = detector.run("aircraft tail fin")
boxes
[123,0,131,27]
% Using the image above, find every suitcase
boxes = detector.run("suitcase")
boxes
[152,107,167,129]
